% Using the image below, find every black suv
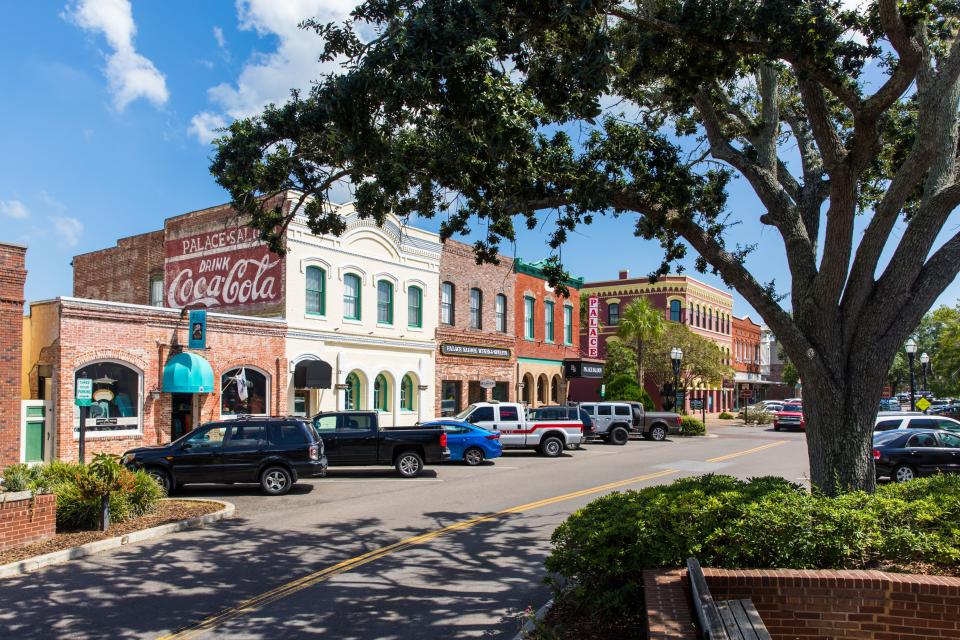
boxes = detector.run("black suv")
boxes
[121,417,328,496]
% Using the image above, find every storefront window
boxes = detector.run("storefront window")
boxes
[440,380,462,416]
[493,382,509,401]
[74,361,141,436]
[400,374,415,411]
[374,374,390,412]
[221,367,269,416]
[345,372,362,409]
[408,286,423,328]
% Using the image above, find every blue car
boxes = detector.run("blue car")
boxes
[421,419,502,466]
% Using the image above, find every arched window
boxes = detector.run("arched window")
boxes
[708,308,713,331]
[221,367,269,416]
[345,372,362,409]
[536,375,547,404]
[669,300,682,322]
[441,282,455,325]
[377,280,394,324]
[374,374,390,412]
[401,374,415,411]
[306,266,325,315]
[608,302,620,326]
[470,288,483,329]
[550,376,560,403]
[695,304,701,326]
[496,294,507,332]
[75,361,142,436]
[344,273,361,320]
[407,286,423,328]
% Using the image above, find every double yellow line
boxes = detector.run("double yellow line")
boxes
[159,439,788,639]
[157,468,678,640]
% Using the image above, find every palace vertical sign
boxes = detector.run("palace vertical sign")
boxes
[587,296,599,358]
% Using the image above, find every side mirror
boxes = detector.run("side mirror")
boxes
[181,442,193,450]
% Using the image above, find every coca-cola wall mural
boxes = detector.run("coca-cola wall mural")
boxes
[164,225,284,312]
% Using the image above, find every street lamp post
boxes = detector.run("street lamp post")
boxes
[670,347,683,413]
[905,338,917,411]
[920,352,929,394]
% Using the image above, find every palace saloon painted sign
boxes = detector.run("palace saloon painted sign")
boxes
[587,296,599,358]
[165,226,282,310]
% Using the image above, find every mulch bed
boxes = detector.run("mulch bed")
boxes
[0,499,222,566]
[529,591,648,640]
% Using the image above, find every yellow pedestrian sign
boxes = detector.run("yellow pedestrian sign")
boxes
[916,397,931,412]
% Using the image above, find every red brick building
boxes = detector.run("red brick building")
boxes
[732,315,765,407]
[578,272,734,411]
[435,240,516,416]
[0,242,27,467]
[22,297,287,462]
[513,259,582,407]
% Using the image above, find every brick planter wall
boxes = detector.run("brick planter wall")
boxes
[0,492,56,551]
[643,567,960,639]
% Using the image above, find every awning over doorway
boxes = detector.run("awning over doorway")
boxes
[162,352,215,394]
[294,359,333,389]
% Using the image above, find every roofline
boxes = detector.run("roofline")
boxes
[581,274,732,297]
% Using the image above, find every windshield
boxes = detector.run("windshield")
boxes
[454,405,477,420]
[781,404,803,412]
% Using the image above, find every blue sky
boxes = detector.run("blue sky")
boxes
[0,1,957,323]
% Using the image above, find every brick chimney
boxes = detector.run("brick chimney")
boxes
[0,242,26,467]
[618,269,630,280]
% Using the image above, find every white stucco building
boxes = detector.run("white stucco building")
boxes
[283,196,442,426]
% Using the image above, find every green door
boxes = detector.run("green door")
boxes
[24,405,45,463]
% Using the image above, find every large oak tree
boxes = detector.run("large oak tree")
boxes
[210,0,960,494]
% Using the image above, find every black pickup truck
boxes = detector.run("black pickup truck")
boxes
[311,411,449,477]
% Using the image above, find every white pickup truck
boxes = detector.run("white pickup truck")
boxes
[455,401,584,457]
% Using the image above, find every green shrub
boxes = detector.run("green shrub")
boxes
[604,375,655,409]
[2,463,32,492]
[680,416,705,436]
[545,474,960,616]
[718,411,734,419]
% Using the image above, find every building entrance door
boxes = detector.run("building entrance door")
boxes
[171,393,194,441]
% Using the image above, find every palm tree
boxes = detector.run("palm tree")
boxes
[617,298,665,390]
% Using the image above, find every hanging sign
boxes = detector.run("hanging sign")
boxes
[188,309,207,349]
[587,296,599,358]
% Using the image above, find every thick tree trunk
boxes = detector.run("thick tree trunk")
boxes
[801,352,888,495]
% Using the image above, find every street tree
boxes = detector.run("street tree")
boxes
[210,1,960,493]
[616,299,665,389]
[601,337,638,385]
[644,323,732,396]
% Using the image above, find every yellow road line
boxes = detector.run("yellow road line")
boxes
[158,439,789,639]
[706,440,787,463]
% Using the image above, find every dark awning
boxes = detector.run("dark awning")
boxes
[294,359,332,389]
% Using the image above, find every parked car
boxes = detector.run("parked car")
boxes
[879,397,901,411]
[528,405,595,449]
[456,401,584,456]
[121,417,328,495]
[873,429,960,482]
[773,403,805,431]
[312,411,449,477]
[874,413,960,433]
[625,402,683,441]
[929,403,960,420]
[421,419,502,466]
[578,402,680,443]
[784,397,803,403]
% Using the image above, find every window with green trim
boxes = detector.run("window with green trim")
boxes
[306,266,325,315]
[524,296,535,340]
[545,300,555,342]
[377,280,394,324]
[401,374,414,411]
[344,274,361,320]
[564,305,573,344]
[374,374,390,412]
[407,286,422,327]
[345,372,361,409]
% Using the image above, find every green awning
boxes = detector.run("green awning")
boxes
[162,352,215,394]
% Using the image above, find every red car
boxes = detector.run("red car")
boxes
[773,403,805,431]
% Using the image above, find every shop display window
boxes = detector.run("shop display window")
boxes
[74,361,142,437]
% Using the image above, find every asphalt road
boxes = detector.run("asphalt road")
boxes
[0,425,808,640]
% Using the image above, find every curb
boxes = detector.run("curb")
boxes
[513,598,554,640]
[0,498,235,579]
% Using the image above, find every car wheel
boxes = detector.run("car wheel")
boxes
[892,464,916,483]
[396,451,424,478]
[145,468,171,494]
[540,436,563,457]
[609,427,629,446]
[261,466,293,496]
[773,424,781,431]
[649,425,668,442]
[463,447,485,466]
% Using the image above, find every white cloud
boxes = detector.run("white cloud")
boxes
[188,111,228,144]
[213,26,227,50]
[52,216,84,247]
[189,0,357,142]
[65,0,169,111]
[0,200,31,219]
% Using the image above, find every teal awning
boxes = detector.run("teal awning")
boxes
[162,352,215,394]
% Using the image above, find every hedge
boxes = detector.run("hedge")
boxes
[718,411,734,419]
[680,416,705,436]
[545,474,960,615]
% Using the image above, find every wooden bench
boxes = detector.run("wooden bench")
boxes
[686,558,771,640]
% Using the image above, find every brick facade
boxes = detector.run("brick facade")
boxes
[0,242,27,467]
[643,567,960,639]
[732,315,765,407]
[25,298,287,462]
[73,230,164,306]
[435,240,516,415]
[0,492,56,551]
[514,260,582,407]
